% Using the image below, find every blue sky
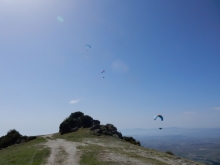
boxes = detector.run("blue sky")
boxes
[0,0,220,136]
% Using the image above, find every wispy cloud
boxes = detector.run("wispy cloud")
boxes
[213,107,220,111]
[69,99,80,104]
[183,111,196,114]
[112,60,129,73]
[57,16,64,23]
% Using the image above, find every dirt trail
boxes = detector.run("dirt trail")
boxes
[42,135,80,165]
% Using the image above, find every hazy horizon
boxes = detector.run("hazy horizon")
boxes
[1,0,220,136]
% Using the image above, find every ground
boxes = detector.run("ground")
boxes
[40,130,205,165]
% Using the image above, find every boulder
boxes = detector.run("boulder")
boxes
[93,120,100,125]
[89,125,101,131]
[58,111,140,146]
[93,129,102,134]
[59,112,95,134]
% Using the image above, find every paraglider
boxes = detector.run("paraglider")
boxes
[154,114,163,121]
[101,70,105,78]
[154,114,163,130]
[84,44,91,51]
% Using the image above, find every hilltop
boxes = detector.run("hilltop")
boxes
[0,112,205,165]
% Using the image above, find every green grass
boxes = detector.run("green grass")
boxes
[0,137,50,165]
[53,128,98,142]
[0,129,203,165]
[79,144,117,165]
[78,142,170,165]
[55,129,170,165]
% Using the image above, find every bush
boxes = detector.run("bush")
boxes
[70,111,84,119]
[80,115,93,128]
[123,136,140,146]
[0,129,21,149]
[59,122,71,135]
[165,151,174,155]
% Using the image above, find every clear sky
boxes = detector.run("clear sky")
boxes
[1,0,220,136]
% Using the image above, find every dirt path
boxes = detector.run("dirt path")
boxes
[42,136,80,165]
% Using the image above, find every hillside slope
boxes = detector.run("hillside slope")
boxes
[0,128,205,165]
[41,128,204,165]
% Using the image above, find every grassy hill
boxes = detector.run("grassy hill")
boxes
[0,128,205,165]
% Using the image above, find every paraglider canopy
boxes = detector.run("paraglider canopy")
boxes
[84,44,91,51]
[154,114,163,121]
[101,70,105,78]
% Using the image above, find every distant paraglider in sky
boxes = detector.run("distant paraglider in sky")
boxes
[84,44,91,51]
[154,114,163,130]
[101,70,105,78]
[154,114,163,121]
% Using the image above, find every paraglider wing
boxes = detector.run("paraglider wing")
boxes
[84,44,91,51]
[85,44,91,48]
[154,114,163,121]
[101,70,105,78]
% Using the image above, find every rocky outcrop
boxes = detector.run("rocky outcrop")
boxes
[59,111,97,135]
[59,111,140,146]
[90,124,123,139]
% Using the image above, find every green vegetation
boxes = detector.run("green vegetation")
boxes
[123,136,141,146]
[0,127,203,165]
[0,129,37,149]
[0,129,21,149]
[165,151,174,155]
[54,129,169,165]
[53,127,96,142]
[0,116,204,165]
[0,137,50,165]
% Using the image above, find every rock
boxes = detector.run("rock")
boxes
[93,120,100,125]
[93,129,102,134]
[58,111,140,146]
[105,124,117,131]
[59,112,95,134]
[90,125,101,131]
[71,127,78,132]
[113,132,123,139]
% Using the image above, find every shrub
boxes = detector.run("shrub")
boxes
[80,115,93,128]
[70,111,84,119]
[123,136,140,146]
[0,129,21,149]
[59,122,71,135]
[166,151,174,155]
